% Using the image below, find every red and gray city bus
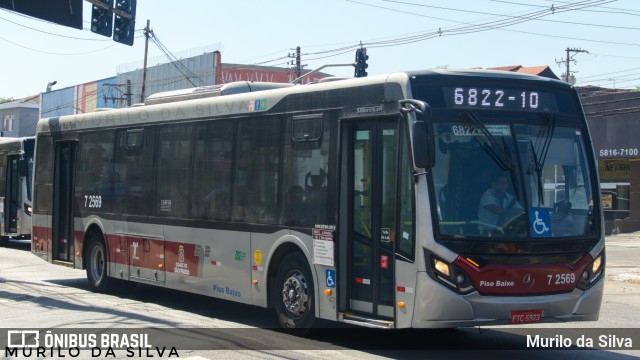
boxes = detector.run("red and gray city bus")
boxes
[0,136,34,245]
[32,69,604,330]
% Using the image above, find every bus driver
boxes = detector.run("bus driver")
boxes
[478,174,522,226]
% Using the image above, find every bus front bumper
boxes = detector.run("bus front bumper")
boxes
[410,272,604,328]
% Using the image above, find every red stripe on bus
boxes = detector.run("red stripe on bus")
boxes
[454,255,592,295]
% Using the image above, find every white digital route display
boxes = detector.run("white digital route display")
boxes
[443,87,559,112]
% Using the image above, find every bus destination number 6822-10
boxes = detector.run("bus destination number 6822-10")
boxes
[442,87,559,112]
[454,88,539,109]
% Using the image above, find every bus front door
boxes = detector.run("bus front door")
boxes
[5,155,20,234]
[342,119,398,320]
[52,142,76,263]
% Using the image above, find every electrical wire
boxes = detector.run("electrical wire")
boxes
[149,31,207,87]
[0,34,119,55]
[0,14,111,41]
[279,0,627,63]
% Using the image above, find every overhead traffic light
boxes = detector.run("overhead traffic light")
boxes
[113,0,136,46]
[90,0,113,37]
[354,48,369,78]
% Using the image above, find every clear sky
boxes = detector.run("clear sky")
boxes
[1,0,639,99]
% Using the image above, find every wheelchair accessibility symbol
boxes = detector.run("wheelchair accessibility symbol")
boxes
[529,208,551,237]
[326,269,336,288]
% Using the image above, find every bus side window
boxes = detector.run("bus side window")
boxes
[115,129,154,216]
[76,130,115,213]
[234,117,282,224]
[157,124,193,218]
[282,113,330,227]
[192,121,232,221]
[34,135,54,213]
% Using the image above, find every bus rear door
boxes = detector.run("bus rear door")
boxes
[52,141,76,263]
[340,118,398,323]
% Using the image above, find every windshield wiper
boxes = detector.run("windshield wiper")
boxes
[461,112,520,199]
[530,115,556,204]
[462,112,513,170]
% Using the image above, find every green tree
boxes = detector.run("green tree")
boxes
[0,97,14,103]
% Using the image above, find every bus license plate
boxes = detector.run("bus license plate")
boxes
[510,310,542,324]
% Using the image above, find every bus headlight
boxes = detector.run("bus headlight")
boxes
[425,250,475,294]
[577,251,605,290]
[433,258,451,277]
[24,203,32,216]
[592,255,602,274]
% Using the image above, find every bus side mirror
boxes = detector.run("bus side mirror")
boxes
[400,99,435,169]
[413,118,435,169]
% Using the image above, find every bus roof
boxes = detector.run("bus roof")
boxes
[36,69,571,134]
[407,68,570,88]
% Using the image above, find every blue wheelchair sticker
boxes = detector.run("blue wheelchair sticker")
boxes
[529,208,551,237]
[326,269,336,288]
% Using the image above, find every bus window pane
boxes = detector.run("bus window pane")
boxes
[353,129,372,238]
[398,131,415,259]
[115,129,154,216]
[76,130,115,213]
[157,125,193,218]
[34,135,53,213]
[192,121,233,221]
[235,117,281,224]
[283,115,330,227]
[0,157,5,208]
[351,240,372,301]
[381,128,397,250]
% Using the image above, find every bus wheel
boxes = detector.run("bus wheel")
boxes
[274,252,315,332]
[86,233,115,293]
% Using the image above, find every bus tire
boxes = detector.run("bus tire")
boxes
[85,233,116,293]
[274,252,315,332]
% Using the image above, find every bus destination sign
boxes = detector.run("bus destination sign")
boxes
[443,87,559,112]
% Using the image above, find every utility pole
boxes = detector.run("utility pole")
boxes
[296,46,301,78]
[288,46,305,80]
[126,79,132,107]
[556,47,589,83]
[102,82,133,107]
[140,19,151,103]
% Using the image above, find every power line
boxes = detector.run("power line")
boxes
[377,0,636,30]
[579,67,640,80]
[539,0,640,16]
[0,15,111,41]
[149,31,207,87]
[0,34,119,55]
[490,0,640,17]
[235,0,632,69]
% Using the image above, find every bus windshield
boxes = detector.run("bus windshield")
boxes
[431,112,598,240]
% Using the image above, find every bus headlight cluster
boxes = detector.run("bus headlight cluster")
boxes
[425,250,474,294]
[24,203,32,216]
[577,251,605,290]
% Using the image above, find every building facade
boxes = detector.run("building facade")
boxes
[582,91,640,233]
[41,51,328,116]
[0,102,39,137]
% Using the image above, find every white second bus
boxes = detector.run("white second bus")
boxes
[0,136,34,245]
